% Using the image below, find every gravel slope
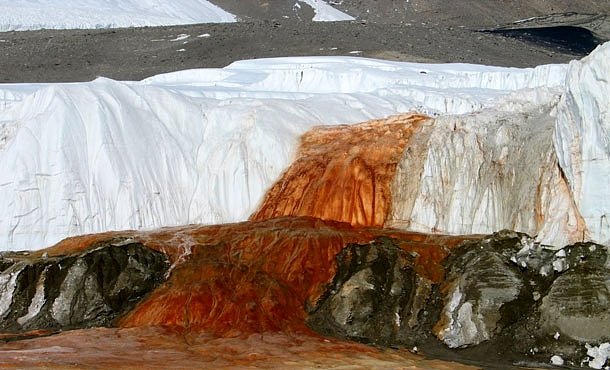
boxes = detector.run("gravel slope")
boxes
[0,20,585,83]
[329,0,610,26]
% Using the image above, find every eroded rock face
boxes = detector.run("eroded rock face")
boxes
[522,242,610,363]
[302,227,607,366]
[308,237,433,346]
[0,239,168,332]
[430,231,610,367]
[540,263,610,343]
[433,231,529,348]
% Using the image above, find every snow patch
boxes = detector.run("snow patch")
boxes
[170,34,190,41]
[551,355,564,366]
[299,0,354,21]
[0,0,236,32]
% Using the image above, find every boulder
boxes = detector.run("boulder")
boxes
[308,237,433,346]
[538,243,610,343]
[0,238,168,333]
[433,231,530,348]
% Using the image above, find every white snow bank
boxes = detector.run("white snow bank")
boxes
[555,42,610,245]
[144,57,567,114]
[0,52,605,251]
[0,0,235,32]
[299,0,354,21]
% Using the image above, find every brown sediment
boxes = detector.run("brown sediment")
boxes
[27,109,482,339]
[251,113,431,227]
[2,218,484,369]
[0,326,477,369]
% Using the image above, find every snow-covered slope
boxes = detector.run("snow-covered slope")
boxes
[0,0,356,31]
[0,45,609,251]
[0,0,236,31]
[300,0,354,21]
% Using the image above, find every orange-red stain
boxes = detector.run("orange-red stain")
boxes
[251,113,430,227]
[27,113,485,337]
[32,217,480,336]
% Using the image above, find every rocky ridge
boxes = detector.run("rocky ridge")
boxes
[309,230,610,368]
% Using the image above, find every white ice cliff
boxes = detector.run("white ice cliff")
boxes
[388,95,586,247]
[555,43,610,244]
[0,44,608,251]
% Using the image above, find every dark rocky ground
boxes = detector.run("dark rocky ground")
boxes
[0,19,595,83]
[309,232,610,369]
[1,0,609,83]
[330,0,610,27]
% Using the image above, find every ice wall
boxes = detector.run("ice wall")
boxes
[0,75,418,250]
[555,42,610,244]
[0,53,600,251]
[387,42,610,246]
[388,94,587,247]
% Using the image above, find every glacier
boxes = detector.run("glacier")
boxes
[388,97,586,247]
[555,46,610,244]
[0,43,608,251]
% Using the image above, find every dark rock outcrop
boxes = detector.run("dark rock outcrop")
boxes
[511,241,610,367]
[433,231,530,348]
[435,232,610,367]
[538,243,610,343]
[307,228,610,368]
[308,237,434,346]
[545,267,608,333]
[0,238,168,333]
